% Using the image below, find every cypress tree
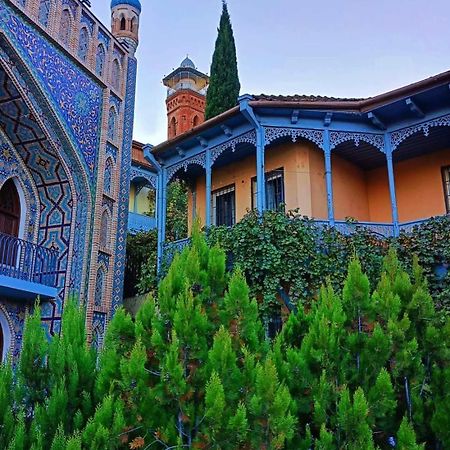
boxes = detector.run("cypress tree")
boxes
[204,1,240,120]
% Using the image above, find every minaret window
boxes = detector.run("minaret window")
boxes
[120,16,126,31]
[193,115,199,127]
[131,17,138,33]
[38,0,51,27]
[78,27,89,62]
[59,9,71,48]
[95,44,106,77]
[169,117,177,138]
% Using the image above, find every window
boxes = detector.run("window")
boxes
[104,158,113,195]
[59,9,71,47]
[78,27,89,61]
[211,185,235,227]
[107,108,117,142]
[131,17,138,33]
[252,168,285,211]
[169,117,177,137]
[120,16,126,30]
[100,211,109,249]
[111,59,121,91]
[193,115,199,127]
[443,166,450,213]
[95,44,106,77]
[38,0,51,26]
[94,267,105,308]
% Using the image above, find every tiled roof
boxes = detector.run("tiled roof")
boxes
[253,94,366,103]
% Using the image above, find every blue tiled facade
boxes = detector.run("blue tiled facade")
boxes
[0,0,140,359]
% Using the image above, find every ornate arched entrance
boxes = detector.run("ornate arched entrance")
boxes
[0,179,20,238]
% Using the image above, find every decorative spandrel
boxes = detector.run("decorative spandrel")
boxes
[210,130,257,165]
[329,131,385,153]
[265,127,324,150]
[390,114,450,151]
[166,153,207,182]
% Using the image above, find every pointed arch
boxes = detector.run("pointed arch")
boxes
[38,0,51,27]
[107,107,117,142]
[94,266,106,308]
[120,15,126,31]
[78,27,90,62]
[100,209,110,250]
[59,9,72,47]
[95,44,106,77]
[0,307,12,362]
[111,59,121,91]
[131,17,138,33]
[104,157,114,195]
[193,115,200,127]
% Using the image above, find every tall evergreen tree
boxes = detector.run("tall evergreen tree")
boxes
[204,1,240,120]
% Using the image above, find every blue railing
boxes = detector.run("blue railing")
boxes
[0,232,59,288]
[128,212,156,233]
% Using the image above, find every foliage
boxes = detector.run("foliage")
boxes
[125,180,188,297]
[207,210,450,314]
[2,219,450,449]
[204,1,240,120]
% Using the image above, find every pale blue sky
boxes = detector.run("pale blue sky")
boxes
[91,0,450,145]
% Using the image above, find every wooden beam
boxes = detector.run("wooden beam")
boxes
[368,112,386,130]
[406,98,425,118]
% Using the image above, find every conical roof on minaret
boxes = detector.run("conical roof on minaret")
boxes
[163,57,209,90]
[111,0,141,12]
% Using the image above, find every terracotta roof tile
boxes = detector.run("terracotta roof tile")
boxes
[253,93,366,102]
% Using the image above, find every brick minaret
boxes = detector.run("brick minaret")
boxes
[111,0,141,56]
[163,57,209,140]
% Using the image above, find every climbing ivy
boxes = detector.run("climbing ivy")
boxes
[206,210,450,314]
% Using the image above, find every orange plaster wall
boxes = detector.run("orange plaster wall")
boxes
[367,166,392,223]
[393,148,450,222]
[309,149,328,219]
[188,142,323,229]
[332,155,370,221]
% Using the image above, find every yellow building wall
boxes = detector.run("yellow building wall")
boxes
[393,148,450,222]
[186,144,450,231]
[129,184,154,215]
[332,155,370,221]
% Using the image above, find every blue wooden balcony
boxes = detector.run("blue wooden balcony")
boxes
[0,232,59,300]
[128,212,156,233]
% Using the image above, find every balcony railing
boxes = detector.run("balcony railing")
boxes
[128,212,156,233]
[0,232,59,288]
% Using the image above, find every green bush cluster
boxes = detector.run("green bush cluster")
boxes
[1,229,449,449]
[206,210,450,315]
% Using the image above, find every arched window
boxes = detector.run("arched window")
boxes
[111,59,121,91]
[0,179,21,238]
[38,0,51,27]
[107,108,117,142]
[169,117,177,137]
[59,9,71,47]
[78,27,89,62]
[120,16,126,30]
[95,44,106,77]
[131,17,138,33]
[193,115,200,127]
[104,158,113,195]
[100,211,109,249]
[94,267,105,308]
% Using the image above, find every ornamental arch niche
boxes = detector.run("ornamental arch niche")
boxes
[129,173,156,217]
[0,306,12,362]
[0,35,93,329]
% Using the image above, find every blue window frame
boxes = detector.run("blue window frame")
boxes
[252,168,285,211]
[211,184,235,227]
